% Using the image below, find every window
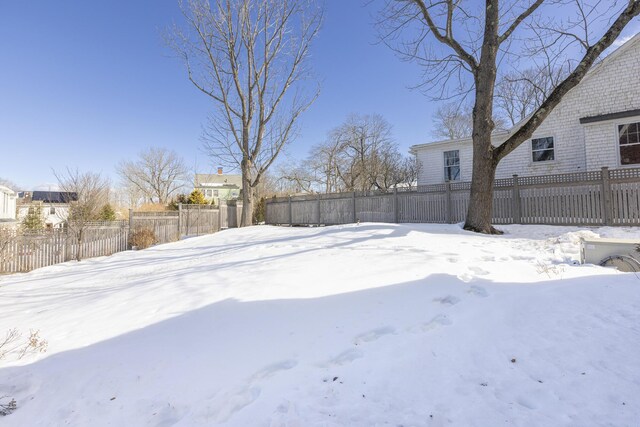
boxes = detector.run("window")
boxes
[531,137,555,162]
[443,150,460,181]
[50,207,56,215]
[205,189,213,198]
[213,190,219,197]
[619,122,640,165]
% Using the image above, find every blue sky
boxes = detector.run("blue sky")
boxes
[1,1,638,190]
[0,0,431,189]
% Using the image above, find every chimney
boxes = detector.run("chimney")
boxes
[217,167,223,175]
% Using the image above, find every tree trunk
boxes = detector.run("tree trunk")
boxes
[463,141,500,234]
[240,158,253,227]
[241,185,254,227]
[464,9,501,235]
[76,228,83,261]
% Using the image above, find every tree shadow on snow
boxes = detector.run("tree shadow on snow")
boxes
[1,271,639,426]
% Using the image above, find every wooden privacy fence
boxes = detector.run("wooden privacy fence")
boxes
[0,221,129,274]
[265,167,640,227]
[1,202,243,274]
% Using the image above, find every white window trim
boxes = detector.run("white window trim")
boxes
[616,119,640,167]
[443,150,461,182]
[530,136,556,164]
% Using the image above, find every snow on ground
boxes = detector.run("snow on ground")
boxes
[0,223,639,426]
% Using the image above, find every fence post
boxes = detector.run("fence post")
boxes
[601,166,613,226]
[352,191,357,223]
[178,203,183,239]
[288,196,293,227]
[393,187,399,223]
[65,229,72,260]
[317,193,321,226]
[197,204,201,235]
[445,182,452,224]
[218,203,222,231]
[128,208,134,249]
[512,174,522,224]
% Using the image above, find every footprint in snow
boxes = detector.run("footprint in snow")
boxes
[516,396,538,410]
[432,295,460,306]
[269,400,302,427]
[209,360,297,423]
[250,360,298,381]
[321,348,364,367]
[467,285,489,298]
[212,386,262,423]
[353,326,396,345]
[408,314,452,333]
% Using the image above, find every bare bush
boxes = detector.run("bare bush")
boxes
[129,228,157,250]
[0,227,19,266]
[0,329,48,361]
[0,397,17,416]
[54,168,111,261]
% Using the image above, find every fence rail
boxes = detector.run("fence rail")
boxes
[265,166,640,227]
[1,202,243,274]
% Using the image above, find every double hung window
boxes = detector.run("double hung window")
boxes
[619,122,640,165]
[444,150,460,181]
[531,137,555,162]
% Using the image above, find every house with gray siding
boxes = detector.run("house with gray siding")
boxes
[411,33,640,185]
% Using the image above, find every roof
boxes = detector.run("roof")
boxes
[580,108,640,124]
[195,173,243,188]
[0,185,15,195]
[410,32,640,153]
[410,129,512,153]
[30,191,78,203]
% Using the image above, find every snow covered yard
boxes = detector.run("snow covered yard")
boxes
[0,223,639,426]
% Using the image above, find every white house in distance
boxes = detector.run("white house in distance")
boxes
[194,168,242,206]
[0,185,17,222]
[411,33,640,185]
[16,191,77,228]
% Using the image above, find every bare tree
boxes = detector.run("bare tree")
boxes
[276,161,317,194]
[278,114,415,193]
[116,147,188,205]
[331,114,399,191]
[496,64,570,126]
[432,102,507,139]
[168,0,323,226]
[432,102,474,139]
[54,168,110,261]
[0,178,18,190]
[380,0,640,233]
[397,155,421,190]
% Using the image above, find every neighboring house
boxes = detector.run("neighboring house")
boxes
[194,168,242,206]
[411,34,640,185]
[0,185,17,222]
[17,191,78,229]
